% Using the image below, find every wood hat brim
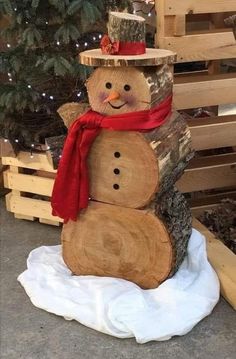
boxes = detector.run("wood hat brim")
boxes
[79,48,176,67]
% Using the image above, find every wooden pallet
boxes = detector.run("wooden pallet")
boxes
[155,0,236,211]
[155,0,236,62]
[2,152,62,226]
[155,1,236,309]
[193,218,236,310]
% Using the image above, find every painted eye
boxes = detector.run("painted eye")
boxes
[106,82,112,89]
[124,84,131,91]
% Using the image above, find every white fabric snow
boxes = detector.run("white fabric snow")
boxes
[18,228,220,343]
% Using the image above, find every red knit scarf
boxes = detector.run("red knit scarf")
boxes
[51,95,172,222]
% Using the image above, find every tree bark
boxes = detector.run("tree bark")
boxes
[155,186,192,276]
[143,110,194,197]
[108,12,146,42]
[142,64,173,107]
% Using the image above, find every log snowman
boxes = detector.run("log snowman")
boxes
[51,12,193,289]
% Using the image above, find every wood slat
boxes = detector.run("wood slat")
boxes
[188,115,236,150]
[174,15,186,36]
[4,170,54,196]
[10,166,21,197]
[191,191,236,217]
[15,213,35,221]
[174,75,236,109]
[0,138,16,157]
[165,0,236,15]
[177,153,236,193]
[2,152,56,172]
[5,193,62,223]
[192,203,222,217]
[155,0,165,38]
[193,218,236,309]
[161,31,236,62]
[39,218,60,226]
[174,72,236,83]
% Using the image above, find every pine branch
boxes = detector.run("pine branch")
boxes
[0,0,132,151]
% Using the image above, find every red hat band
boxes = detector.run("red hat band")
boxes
[100,34,146,56]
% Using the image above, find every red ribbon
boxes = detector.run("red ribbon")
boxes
[100,34,146,55]
[51,95,172,222]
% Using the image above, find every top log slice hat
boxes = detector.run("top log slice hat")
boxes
[80,12,176,67]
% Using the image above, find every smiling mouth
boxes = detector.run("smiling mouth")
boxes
[108,101,127,109]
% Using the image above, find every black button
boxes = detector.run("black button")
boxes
[113,184,119,190]
[114,152,120,158]
[114,168,120,175]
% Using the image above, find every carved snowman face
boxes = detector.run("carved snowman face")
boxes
[86,65,173,115]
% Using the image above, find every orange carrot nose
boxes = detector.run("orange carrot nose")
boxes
[103,90,120,103]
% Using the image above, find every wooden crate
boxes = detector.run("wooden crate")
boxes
[194,218,236,310]
[155,0,236,62]
[155,1,236,308]
[155,0,236,209]
[2,152,62,226]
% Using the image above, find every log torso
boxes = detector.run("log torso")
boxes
[88,111,192,208]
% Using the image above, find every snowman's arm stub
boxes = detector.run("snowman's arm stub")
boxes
[57,102,90,129]
[45,102,90,168]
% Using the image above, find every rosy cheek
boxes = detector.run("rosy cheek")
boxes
[123,95,136,107]
[98,92,107,103]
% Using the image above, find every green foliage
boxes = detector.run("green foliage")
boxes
[0,83,40,112]
[0,0,132,148]
[43,55,74,76]
[0,0,14,15]
[54,22,80,43]
[22,25,42,47]
[67,0,83,16]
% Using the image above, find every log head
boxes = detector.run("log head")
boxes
[86,65,173,115]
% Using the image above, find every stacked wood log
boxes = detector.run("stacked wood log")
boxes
[54,12,194,289]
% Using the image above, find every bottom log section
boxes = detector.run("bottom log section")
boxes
[62,189,192,289]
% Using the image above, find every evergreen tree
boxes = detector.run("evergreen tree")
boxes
[0,0,131,152]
